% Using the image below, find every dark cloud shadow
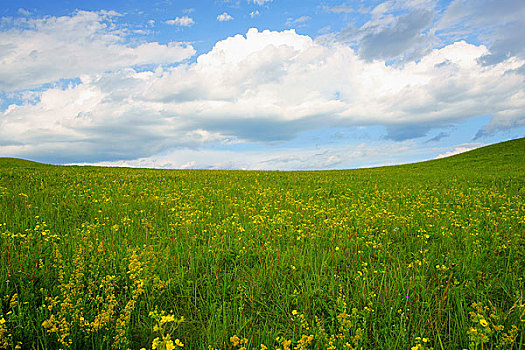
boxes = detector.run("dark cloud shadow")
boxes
[425,131,449,143]
[385,124,430,141]
[358,9,433,61]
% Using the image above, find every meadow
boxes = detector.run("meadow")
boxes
[0,138,524,350]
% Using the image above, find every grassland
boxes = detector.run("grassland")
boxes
[0,138,524,350]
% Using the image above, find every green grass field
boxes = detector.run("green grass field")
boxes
[0,138,524,349]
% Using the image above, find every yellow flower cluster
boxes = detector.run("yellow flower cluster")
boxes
[40,244,157,348]
[40,247,84,348]
[151,334,183,350]
[294,334,314,350]
[114,248,146,349]
[276,338,291,350]
[149,308,185,350]
[467,302,504,348]
[292,310,310,331]
[0,317,10,349]
[411,336,431,350]
[230,334,248,349]
[90,275,118,332]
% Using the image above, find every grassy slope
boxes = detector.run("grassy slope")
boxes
[407,137,524,172]
[0,157,49,168]
[0,138,523,349]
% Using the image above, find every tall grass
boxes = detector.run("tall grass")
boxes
[0,138,524,349]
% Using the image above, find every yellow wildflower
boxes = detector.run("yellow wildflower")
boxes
[0,317,9,349]
[152,337,161,349]
[160,315,176,325]
[230,335,240,347]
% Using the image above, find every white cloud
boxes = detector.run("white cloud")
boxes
[435,143,483,159]
[70,141,423,170]
[337,2,438,62]
[165,16,194,26]
[322,5,354,13]
[437,0,525,65]
[358,9,434,61]
[17,8,31,16]
[437,0,525,30]
[249,0,273,5]
[374,0,439,13]
[250,10,260,18]
[0,11,195,91]
[286,16,311,27]
[217,12,234,22]
[1,28,524,164]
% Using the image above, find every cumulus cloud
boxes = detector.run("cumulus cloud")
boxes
[438,0,525,65]
[1,27,524,164]
[217,12,234,22]
[332,0,524,66]
[478,22,525,66]
[0,11,195,91]
[165,16,194,27]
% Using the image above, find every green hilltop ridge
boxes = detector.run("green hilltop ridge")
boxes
[0,137,524,171]
[0,157,49,168]
[407,137,525,172]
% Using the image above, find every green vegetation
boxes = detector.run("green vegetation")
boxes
[0,158,49,169]
[0,138,524,349]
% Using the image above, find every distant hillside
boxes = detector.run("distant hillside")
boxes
[0,157,48,168]
[396,137,525,174]
[437,137,523,163]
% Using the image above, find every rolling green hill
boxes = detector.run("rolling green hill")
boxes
[0,138,523,349]
[0,157,49,168]
[409,137,524,172]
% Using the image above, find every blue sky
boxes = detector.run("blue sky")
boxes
[0,0,524,169]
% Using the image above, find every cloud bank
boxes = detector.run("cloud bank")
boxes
[0,11,195,92]
[0,9,524,167]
